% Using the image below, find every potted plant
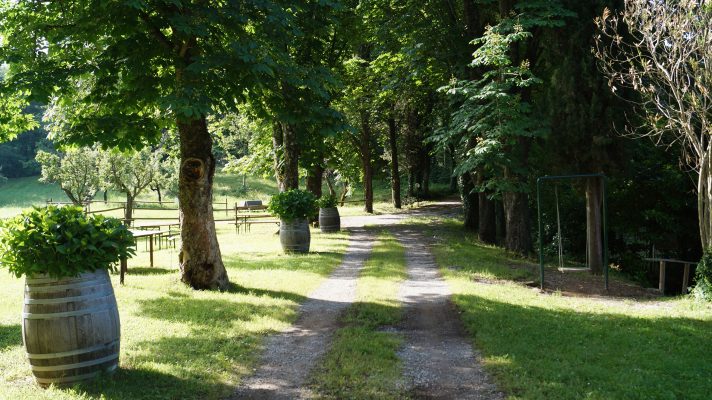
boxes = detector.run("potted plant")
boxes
[0,206,134,387]
[317,194,340,233]
[268,189,317,253]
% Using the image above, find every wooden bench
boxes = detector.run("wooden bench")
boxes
[643,258,696,295]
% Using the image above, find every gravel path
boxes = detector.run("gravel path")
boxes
[231,228,375,400]
[395,227,504,400]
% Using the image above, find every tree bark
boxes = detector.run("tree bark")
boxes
[272,122,286,192]
[586,177,603,275]
[459,173,479,231]
[177,117,229,290]
[306,164,324,199]
[360,111,374,213]
[281,123,299,191]
[699,144,712,251]
[387,117,402,209]
[477,171,497,244]
[503,191,532,255]
[124,194,134,227]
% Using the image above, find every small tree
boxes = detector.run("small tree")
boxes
[594,1,712,249]
[101,149,159,226]
[36,148,102,205]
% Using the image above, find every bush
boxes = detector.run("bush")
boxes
[317,194,338,209]
[268,189,317,222]
[0,206,135,279]
[692,251,712,301]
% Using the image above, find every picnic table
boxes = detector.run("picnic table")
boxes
[643,258,696,295]
[233,213,280,233]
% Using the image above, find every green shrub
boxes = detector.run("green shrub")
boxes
[268,189,317,222]
[317,194,338,209]
[0,206,135,279]
[692,251,712,301]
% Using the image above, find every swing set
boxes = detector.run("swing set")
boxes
[536,174,609,291]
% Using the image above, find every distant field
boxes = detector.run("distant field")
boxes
[0,174,441,219]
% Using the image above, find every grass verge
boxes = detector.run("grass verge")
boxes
[412,217,712,400]
[0,223,349,400]
[310,230,407,399]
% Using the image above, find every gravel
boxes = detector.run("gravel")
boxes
[230,228,375,400]
[395,227,504,400]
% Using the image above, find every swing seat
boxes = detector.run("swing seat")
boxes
[557,266,591,273]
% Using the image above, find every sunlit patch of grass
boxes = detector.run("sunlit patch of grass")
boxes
[311,231,408,399]
[0,223,349,400]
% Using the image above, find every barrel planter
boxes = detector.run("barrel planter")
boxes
[318,207,340,233]
[279,218,311,253]
[23,270,120,387]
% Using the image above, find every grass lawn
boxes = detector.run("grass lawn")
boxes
[310,230,407,399]
[0,223,349,400]
[414,217,712,400]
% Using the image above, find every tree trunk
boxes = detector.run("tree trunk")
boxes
[459,174,479,231]
[496,200,506,244]
[272,122,286,192]
[407,170,416,197]
[103,190,108,204]
[325,171,337,197]
[698,145,712,251]
[503,191,532,255]
[360,111,374,213]
[282,123,299,191]
[387,117,402,209]
[177,117,229,290]
[421,148,431,198]
[306,164,324,199]
[124,194,134,227]
[477,171,497,244]
[586,177,603,275]
[449,144,458,193]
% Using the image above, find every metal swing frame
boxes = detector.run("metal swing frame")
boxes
[536,174,609,291]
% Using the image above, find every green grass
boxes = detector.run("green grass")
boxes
[0,173,425,220]
[413,217,712,400]
[0,223,349,400]
[310,231,408,400]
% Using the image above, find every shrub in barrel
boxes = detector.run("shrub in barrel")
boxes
[317,195,340,233]
[0,206,134,387]
[268,190,317,254]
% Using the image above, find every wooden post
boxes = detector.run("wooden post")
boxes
[149,234,154,268]
[682,263,691,294]
[120,258,127,285]
[659,260,666,294]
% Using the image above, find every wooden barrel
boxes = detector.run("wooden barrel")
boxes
[319,207,341,233]
[280,218,311,253]
[23,270,120,387]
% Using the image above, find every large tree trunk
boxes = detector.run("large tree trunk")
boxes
[306,164,324,199]
[586,177,603,275]
[272,122,286,192]
[177,117,229,290]
[503,191,532,255]
[478,192,496,244]
[282,123,299,191]
[459,173,479,231]
[387,117,402,209]
[360,111,374,214]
